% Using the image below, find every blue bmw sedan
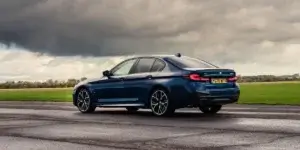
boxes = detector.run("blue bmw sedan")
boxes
[73,54,240,116]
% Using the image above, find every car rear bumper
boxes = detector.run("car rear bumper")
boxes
[197,95,239,106]
[195,89,240,106]
[176,88,239,107]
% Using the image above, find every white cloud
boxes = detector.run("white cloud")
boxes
[0,46,125,81]
[0,44,299,82]
[221,44,300,75]
[1,0,300,81]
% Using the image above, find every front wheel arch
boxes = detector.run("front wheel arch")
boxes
[74,86,90,106]
[75,87,96,113]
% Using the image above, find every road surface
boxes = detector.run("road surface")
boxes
[0,102,300,150]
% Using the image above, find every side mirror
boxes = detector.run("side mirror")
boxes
[102,70,112,77]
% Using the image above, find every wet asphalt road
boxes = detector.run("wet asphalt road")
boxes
[0,102,300,150]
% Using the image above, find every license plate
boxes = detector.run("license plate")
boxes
[211,78,227,84]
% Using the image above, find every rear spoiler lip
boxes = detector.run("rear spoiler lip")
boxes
[181,68,237,77]
[182,67,235,72]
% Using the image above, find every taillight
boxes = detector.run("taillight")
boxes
[186,73,210,82]
[228,76,238,82]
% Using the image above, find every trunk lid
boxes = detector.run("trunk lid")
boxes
[183,68,236,78]
[184,68,238,90]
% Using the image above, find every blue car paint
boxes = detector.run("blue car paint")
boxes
[73,56,240,108]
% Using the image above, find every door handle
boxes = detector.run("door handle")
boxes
[146,75,152,79]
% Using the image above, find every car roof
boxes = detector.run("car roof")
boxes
[124,54,218,68]
[116,54,218,68]
[124,54,170,59]
[128,54,209,62]
[125,54,186,59]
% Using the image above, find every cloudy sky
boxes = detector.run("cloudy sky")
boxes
[0,0,300,81]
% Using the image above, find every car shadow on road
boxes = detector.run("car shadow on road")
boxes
[76,109,236,121]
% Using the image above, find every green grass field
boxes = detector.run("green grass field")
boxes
[0,88,73,102]
[0,82,299,105]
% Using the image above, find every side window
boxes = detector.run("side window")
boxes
[131,58,155,74]
[150,59,165,72]
[112,59,136,76]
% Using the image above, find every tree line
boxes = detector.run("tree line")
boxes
[0,77,87,89]
[238,74,300,82]
[0,74,299,89]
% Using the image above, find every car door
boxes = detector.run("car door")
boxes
[93,58,137,104]
[122,58,158,105]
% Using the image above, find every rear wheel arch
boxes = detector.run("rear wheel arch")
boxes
[148,84,176,116]
[150,84,170,94]
[146,84,170,108]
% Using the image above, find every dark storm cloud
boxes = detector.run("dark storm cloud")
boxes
[1,0,300,64]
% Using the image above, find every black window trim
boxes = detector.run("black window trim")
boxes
[129,57,155,74]
[163,58,183,70]
[127,57,167,74]
[150,58,166,72]
[128,58,141,74]
[110,58,138,75]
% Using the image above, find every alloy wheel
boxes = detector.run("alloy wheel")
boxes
[150,90,170,116]
[77,89,93,112]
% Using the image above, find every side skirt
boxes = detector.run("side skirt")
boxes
[96,103,145,107]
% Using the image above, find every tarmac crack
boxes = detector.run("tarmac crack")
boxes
[0,134,139,150]
[1,113,300,136]
[0,122,63,133]
[127,131,225,150]
[1,105,300,150]
[195,134,300,150]
[0,133,204,150]
[129,130,221,143]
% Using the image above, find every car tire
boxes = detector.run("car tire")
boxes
[199,105,222,114]
[126,107,139,113]
[149,88,175,116]
[76,88,96,113]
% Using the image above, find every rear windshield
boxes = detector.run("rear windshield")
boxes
[165,56,218,69]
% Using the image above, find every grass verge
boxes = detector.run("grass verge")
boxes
[238,82,300,105]
[0,88,72,102]
[0,82,299,105]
